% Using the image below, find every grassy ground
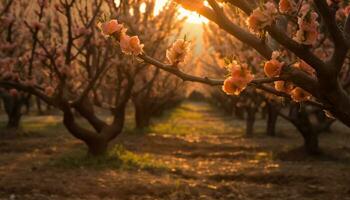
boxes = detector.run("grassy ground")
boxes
[0,101,350,200]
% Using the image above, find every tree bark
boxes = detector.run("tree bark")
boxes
[86,138,108,156]
[301,129,319,155]
[266,102,278,136]
[1,94,23,129]
[135,105,151,129]
[245,107,256,137]
[289,105,320,155]
[36,96,43,115]
[6,108,22,129]
[235,106,245,120]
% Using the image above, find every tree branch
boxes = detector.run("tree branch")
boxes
[175,0,273,58]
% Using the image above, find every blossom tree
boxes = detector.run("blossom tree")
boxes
[101,1,350,125]
[200,2,336,153]
[0,0,188,156]
[174,0,350,126]
[137,1,350,123]
[0,0,133,155]
[201,14,267,137]
[108,0,187,130]
[0,0,37,129]
[99,0,350,153]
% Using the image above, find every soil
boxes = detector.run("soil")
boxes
[0,102,350,200]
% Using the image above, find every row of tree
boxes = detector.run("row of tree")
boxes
[0,0,185,155]
[99,0,350,155]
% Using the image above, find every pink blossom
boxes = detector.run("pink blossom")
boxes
[166,39,191,65]
[290,87,312,102]
[274,81,294,93]
[120,35,144,56]
[294,3,319,45]
[264,51,284,78]
[222,62,254,95]
[247,2,278,32]
[100,20,125,36]
[279,0,297,14]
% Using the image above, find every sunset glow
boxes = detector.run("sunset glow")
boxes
[114,0,208,24]
[177,7,209,24]
[154,0,208,24]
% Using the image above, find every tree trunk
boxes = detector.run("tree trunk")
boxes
[302,129,319,155]
[23,96,31,114]
[261,105,267,119]
[290,105,320,155]
[266,103,278,136]
[36,96,43,115]
[7,109,22,129]
[87,139,108,156]
[294,122,320,155]
[62,105,110,157]
[245,107,256,137]
[133,98,152,130]
[2,95,23,129]
[46,104,51,112]
[235,106,245,120]
[135,108,151,129]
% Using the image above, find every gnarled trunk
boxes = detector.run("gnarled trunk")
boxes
[86,138,109,156]
[61,102,110,156]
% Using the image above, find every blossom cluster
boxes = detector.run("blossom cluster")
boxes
[247,1,320,46]
[166,39,191,65]
[264,51,284,78]
[294,2,319,45]
[100,19,144,56]
[279,0,297,14]
[247,2,278,33]
[100,19,191,65]
[222,62,254,95]
[264,51,314,102]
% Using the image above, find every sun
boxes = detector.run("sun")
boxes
[155,0,208,24]
[115,0,208,24]
[177,7,208,24]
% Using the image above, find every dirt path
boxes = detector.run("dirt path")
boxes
[0,102,350,200]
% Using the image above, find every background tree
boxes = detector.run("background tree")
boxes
[0,0,187,156]
[0,0,38,129]
[111,0,187,130]
[102,0,350,154]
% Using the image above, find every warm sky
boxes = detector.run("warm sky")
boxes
[154,0,208,24]
[154,0,207,54]
[114,0,208,24]
[114,0,207,53]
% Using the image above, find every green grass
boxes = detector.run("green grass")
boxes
[149,102,240,136]
[23,122,62,135]
[0,116,63,137]
[49,144,165,170]
[166,105,204,120]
